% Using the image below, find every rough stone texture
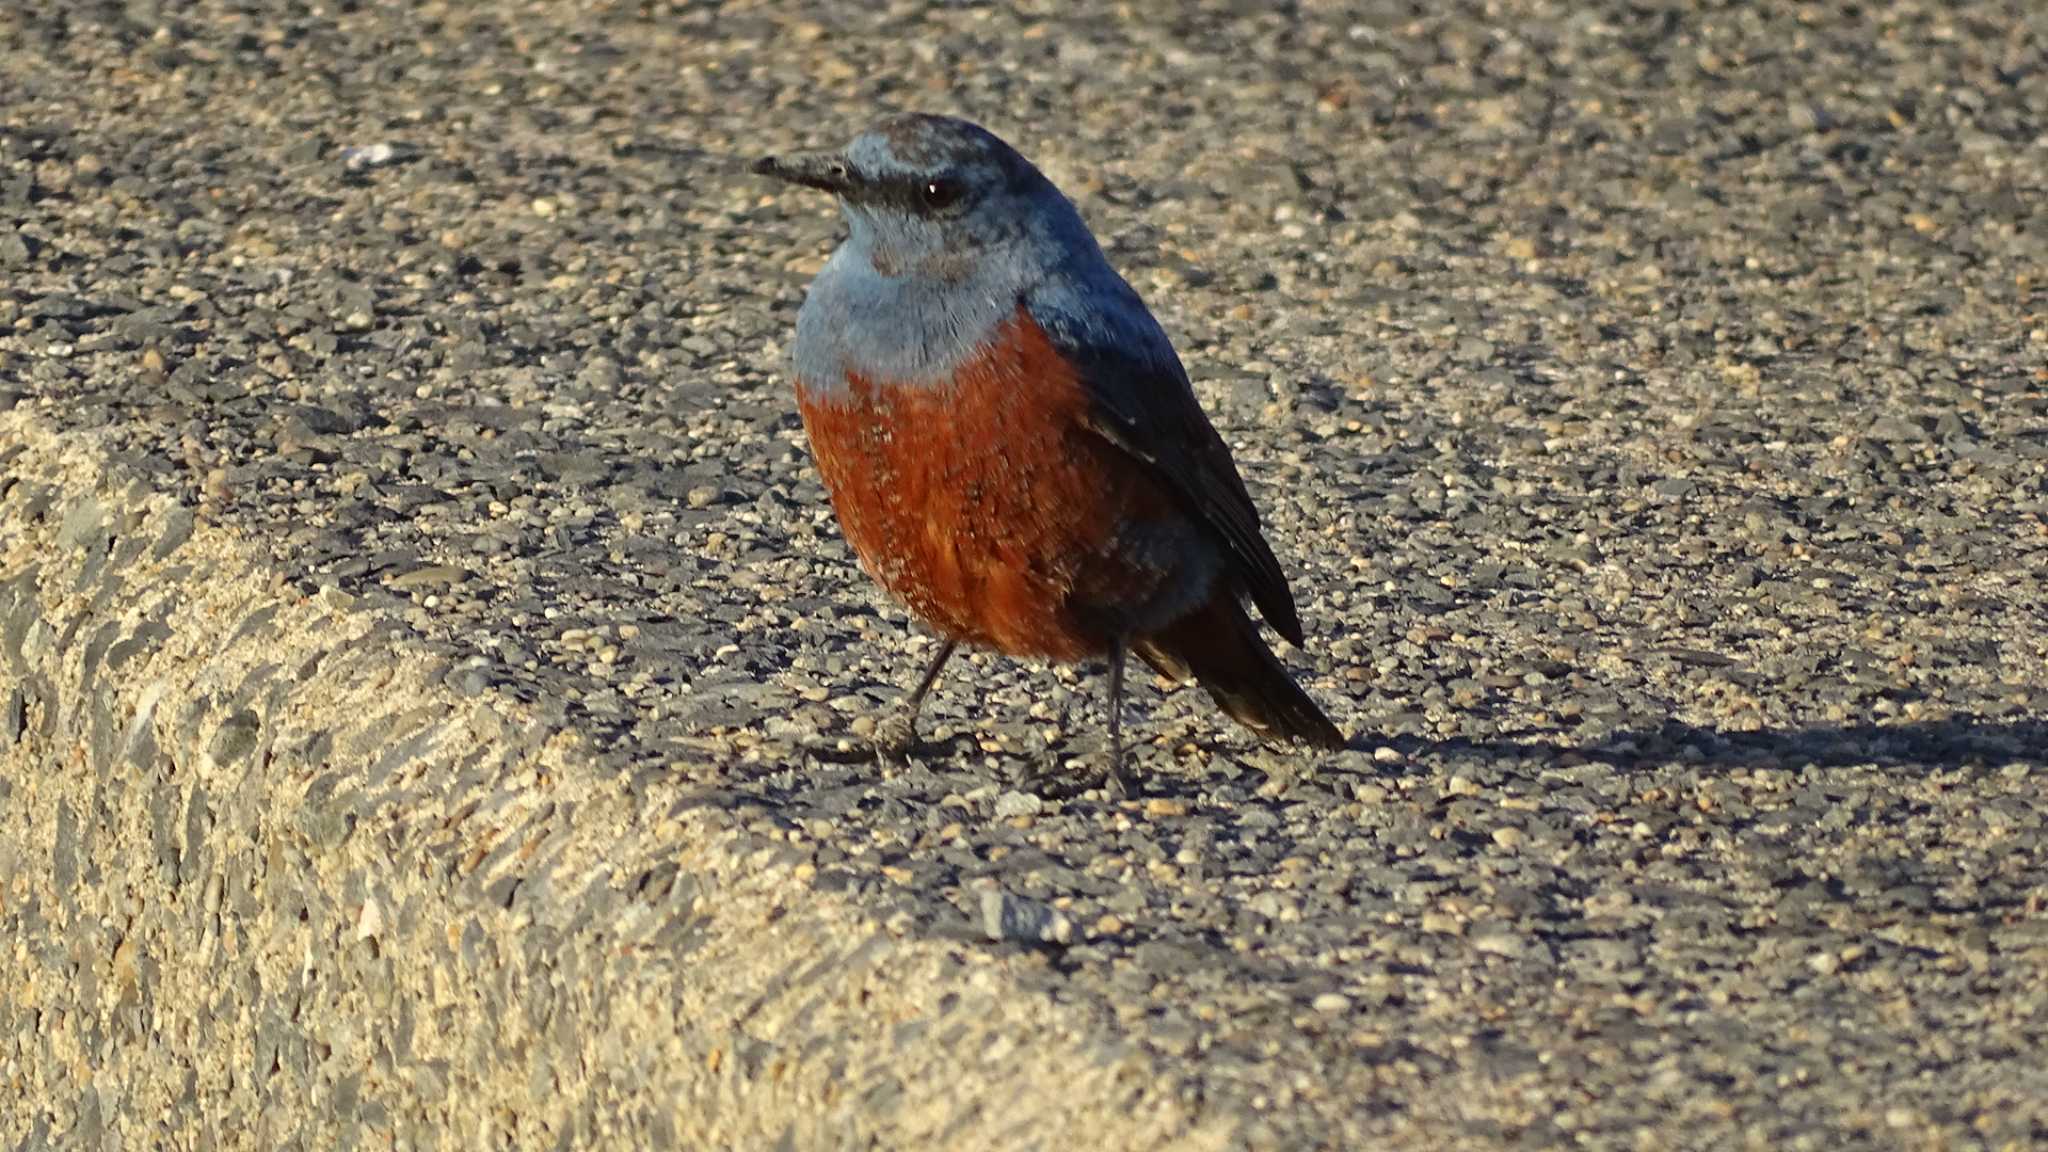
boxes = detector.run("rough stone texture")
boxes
[1,421,1220,1150]
[3,1,2047,1149]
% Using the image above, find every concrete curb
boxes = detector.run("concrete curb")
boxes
[0,407,1228,1151]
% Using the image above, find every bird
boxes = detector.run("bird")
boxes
[754,113,1345,777]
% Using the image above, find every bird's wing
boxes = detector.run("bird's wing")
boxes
[1025,288,1306,647]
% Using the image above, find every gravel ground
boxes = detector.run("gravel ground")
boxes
[6,0,2047,1147]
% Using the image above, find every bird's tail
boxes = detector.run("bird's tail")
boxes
[1134,593,1346,749]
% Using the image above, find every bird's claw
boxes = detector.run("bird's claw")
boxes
[872,713,917,763]
[1100,755,1131,800]
[1017,747,1129,800]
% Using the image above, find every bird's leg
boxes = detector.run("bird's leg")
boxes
[875,637,958,759]
[899,637,958,728]
[1103,638,1130,798]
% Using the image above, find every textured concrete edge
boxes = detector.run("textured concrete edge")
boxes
[0,407,1230,1152]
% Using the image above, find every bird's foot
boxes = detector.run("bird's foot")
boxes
[1017,746,1130,800]
[872,713,918,764]
[1100,754,1131,801]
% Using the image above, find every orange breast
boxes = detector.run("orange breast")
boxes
[795,308,1184,661]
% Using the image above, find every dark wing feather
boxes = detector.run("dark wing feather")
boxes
[1029,295,1306,647]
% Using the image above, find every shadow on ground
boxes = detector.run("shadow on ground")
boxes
[678,715,2043,827]
[1395,715,2045,774]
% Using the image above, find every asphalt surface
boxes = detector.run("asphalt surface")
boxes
[5,0,2047,1147]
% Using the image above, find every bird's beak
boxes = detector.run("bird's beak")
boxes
[752,150,855,195]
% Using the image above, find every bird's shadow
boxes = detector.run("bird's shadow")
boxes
[797,728,1130,800]
[654,713,2043,962]
[676,714,2042,832]
[1377,714,2044,776]
[804,731,979,767]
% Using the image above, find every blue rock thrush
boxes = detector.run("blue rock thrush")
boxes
[755,113,1345,772]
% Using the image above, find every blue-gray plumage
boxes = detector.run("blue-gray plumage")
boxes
[756,113,1344,771]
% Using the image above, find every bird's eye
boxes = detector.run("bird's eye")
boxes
[919,177,964,210]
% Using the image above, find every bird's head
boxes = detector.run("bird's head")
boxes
[755,113,1083,281]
